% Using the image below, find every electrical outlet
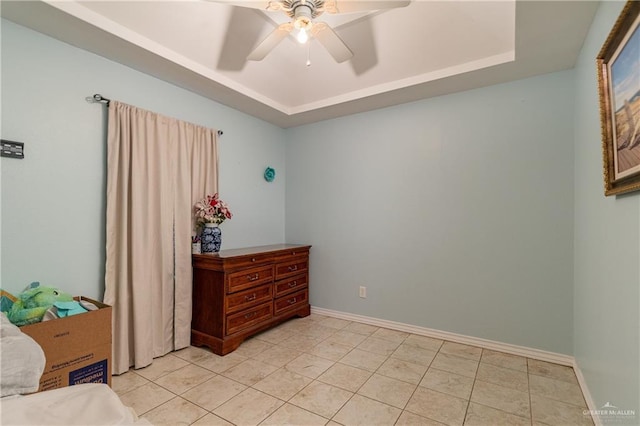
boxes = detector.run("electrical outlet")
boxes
[359,286,367,298]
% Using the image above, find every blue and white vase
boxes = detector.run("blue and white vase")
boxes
[201,223,222,253]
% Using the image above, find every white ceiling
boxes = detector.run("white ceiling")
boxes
[1,0,599,128]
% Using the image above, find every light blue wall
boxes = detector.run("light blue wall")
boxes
[286,71,575,354]
[0,19,286,299]
[573,1,640,416]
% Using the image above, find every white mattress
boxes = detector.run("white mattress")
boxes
[0,383,151,425]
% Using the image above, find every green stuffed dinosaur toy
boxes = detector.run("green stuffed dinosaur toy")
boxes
[4,283,74,326]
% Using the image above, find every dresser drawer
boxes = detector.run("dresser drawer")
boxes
[274,289,308,316]
[274,274,308,297]
[226,302,272,335]
[221,253,277,270]
[274,248,309,262]
[275,259,308,280]
[227,265,274,293]
[226,284,272,314]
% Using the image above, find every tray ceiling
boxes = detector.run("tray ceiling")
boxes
[1,1,599,127]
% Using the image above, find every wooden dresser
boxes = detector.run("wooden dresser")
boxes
[191,244,311,355]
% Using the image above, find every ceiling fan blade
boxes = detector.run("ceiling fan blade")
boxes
[311,22,353,63]
[204,0,283,11]
[324,0,410,14]
[247,23,293,61]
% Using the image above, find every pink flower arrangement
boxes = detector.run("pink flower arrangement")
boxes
[194,193,232,225]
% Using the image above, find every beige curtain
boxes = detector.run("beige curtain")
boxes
[104,101,218,374]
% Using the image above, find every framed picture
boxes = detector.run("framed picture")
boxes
[597,0,640,196]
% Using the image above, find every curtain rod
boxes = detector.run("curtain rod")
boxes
[90,93,223,136]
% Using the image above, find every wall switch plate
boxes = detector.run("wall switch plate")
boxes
[1,139,24,159]
[359,286,367,298]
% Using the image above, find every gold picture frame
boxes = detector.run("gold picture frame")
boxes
[597,0,640,196]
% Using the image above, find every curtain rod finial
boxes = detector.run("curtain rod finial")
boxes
[91,93,111,106]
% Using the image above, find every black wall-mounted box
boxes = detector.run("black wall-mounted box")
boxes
[1,139,24,159]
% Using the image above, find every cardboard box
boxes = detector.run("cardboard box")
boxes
[19,296,112,392]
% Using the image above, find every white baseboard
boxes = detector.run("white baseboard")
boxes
[311,306,574,366]
[573,360,601,426]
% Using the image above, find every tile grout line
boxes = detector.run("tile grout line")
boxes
[324,322,388,423]
[274,320,357,423]
[394,339,440,425]
[527,360,534,426]
[328,330,405,424]
[461,351,479,426]
[296,322,410,423]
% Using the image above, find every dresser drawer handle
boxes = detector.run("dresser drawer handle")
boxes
[288,297,297,305]
[245,294,257,301]
[247,273,259,281]
[244,312,256,319]
[288,281,298,288]
[251,258,256,262]
[288,265,298,272]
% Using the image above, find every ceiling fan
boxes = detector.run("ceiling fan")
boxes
[210,0,410,63]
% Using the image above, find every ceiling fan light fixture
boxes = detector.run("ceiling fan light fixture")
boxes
[296,27,309,44]
[293,5,313,44]
[293,5,313,29]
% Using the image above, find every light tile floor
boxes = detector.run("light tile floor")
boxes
[112,314,593,426]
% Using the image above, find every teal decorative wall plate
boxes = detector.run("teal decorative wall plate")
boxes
[264,167,276,182]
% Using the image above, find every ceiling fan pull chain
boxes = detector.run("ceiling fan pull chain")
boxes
[306,44,311,67]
